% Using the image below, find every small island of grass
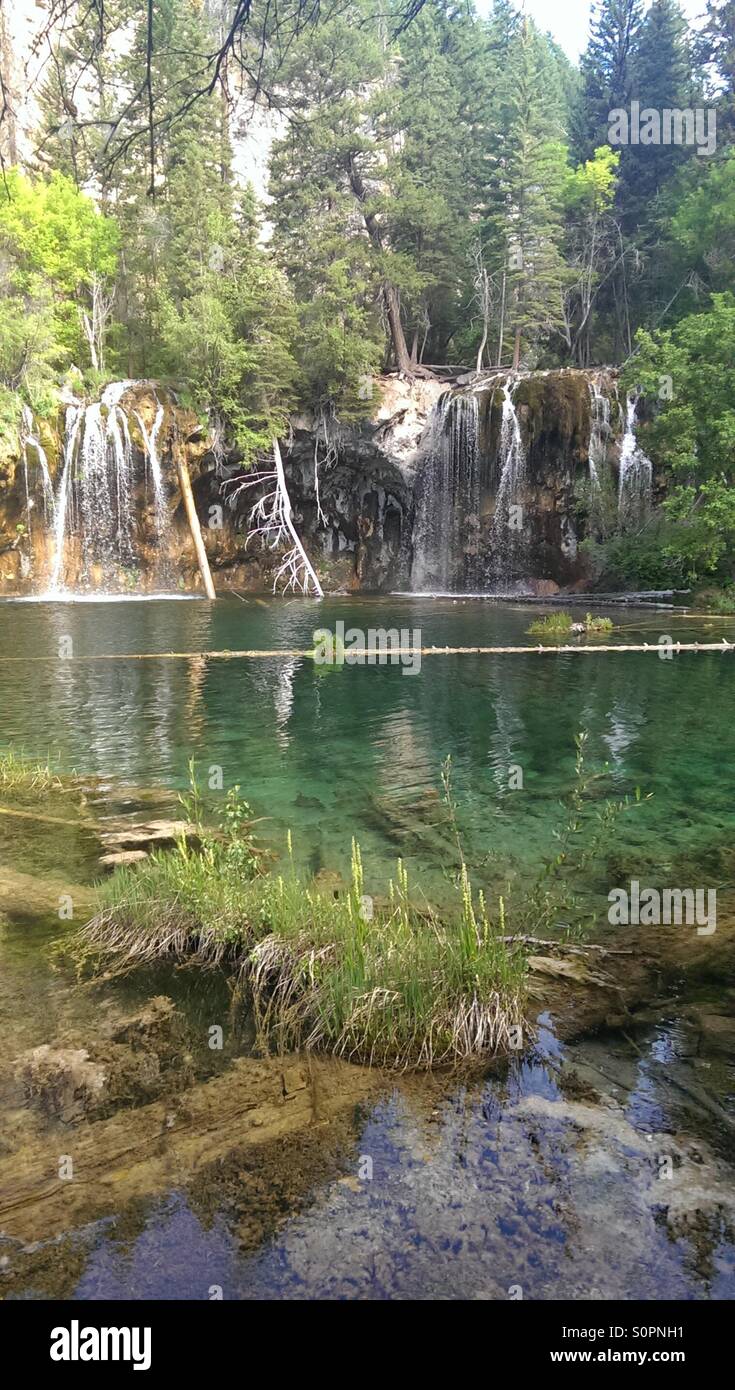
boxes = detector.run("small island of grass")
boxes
[527,611,615,638]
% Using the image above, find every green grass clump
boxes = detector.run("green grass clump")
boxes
[0,749,64,792]
[248,846,525,1068]
[76,740,637,1071]
[526,611,615,638]
[693,586,735,615]
[78,832,525,1070]
[76,774,525,1069]
[584,613,614,633]
[527,611,574,637]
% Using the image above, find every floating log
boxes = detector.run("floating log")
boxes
[0,641,733,663]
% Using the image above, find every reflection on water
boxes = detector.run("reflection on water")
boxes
[1,596,734,898]
[20,1024,729,1301]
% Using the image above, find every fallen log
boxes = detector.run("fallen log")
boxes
[174,441,216,600]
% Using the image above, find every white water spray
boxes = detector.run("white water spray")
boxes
[48,406,83,595]
[489,378,528,585]
[34,382,174,596]
[588,379,611,491]
[618,393,653,527]
[134,397,171,560]
[411,391,481,591]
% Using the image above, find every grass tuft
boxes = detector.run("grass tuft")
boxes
[0,749,64,792]
[75,776,526,1070]
[75,741,637,1071]
[527,611,614,638]
[527,611,574,637]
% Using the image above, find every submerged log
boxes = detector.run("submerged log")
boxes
[0,1055,378,1243]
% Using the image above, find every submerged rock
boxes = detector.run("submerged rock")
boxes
[13,996,194,1124]
[99,849,149,870]
[15,1046,107,1124]
[97,819,200,860]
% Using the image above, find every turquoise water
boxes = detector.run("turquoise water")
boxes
[1,595,734,900]
[2,595,734,1301]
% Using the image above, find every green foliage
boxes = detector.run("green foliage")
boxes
[581,516,695,589]
[669,151,735,295]
[527,611,612,637]
[693,585,735,614]
[624,293,735,580]
[527,611,574,636]
[0,169,117,429]
[79,776,526,1068]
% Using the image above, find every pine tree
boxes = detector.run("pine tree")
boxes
[484,17,570,367]
[699,1,735,139]
[268,2,410,406]
[578,0,644,157]
[383,0,486,366]
[622,0,694,227]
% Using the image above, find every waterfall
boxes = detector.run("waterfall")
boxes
[134,398,170,549]
[38,381,174,596]
[411,391,481,592]
[588,380,611,490]
[19,406,56,543]
[618,392,653,527]
[489,379,528,587]
[411,375,530,593]
[48,406,82,595]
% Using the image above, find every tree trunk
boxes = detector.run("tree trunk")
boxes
[272,439,324,598]
[346,156,413,375]
[512,326,522,371]
[496,270,507,367]
[384,284,413,374]
[174,444,216,599]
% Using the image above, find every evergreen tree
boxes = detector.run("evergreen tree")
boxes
[484,17,570,367]
[699,1,735,139]
[268,2,407,408]
[622,0,694,228]
[578,0,643,157]
[383,0,487,366]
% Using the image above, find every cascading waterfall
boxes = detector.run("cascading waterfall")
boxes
[489,378,528,587]
[48,406,82,594]
[134,399,171,554]
[618,392,653,527]
[39,381,173,596]
[406,370,657,597]
[411,375,530,593]
[588,380,611,491]
[411,391,481,591]
[19,406,56,550]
